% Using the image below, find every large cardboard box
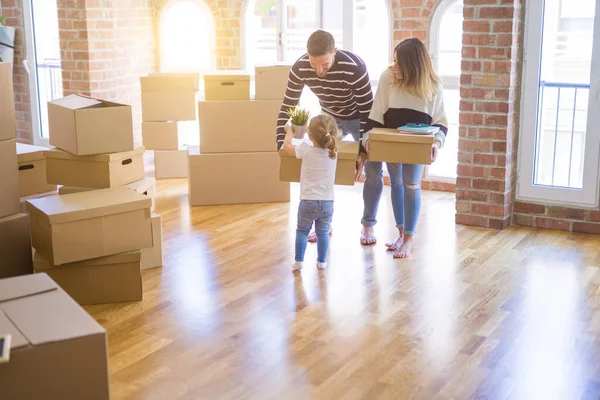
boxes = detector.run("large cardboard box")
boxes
[141,213,163,270]
[279,140,359,186]
[59,177,156,210]
[0,213,33,279]
[48,94,134,156]
[27,187,153,265]
[16,143,57,197]
[368,128,435,165]
[20,190,57,214]
[155,148,188,179]
[45,146,145,189]
[198,100,280,153]
[188,146,290,206]
[0,138,20,219]
[33,251,143,305]
[204,71,250,101]
[142,121,183,150]
[0,62,16,141]
[255,65,292,100]
[0,273,109,400]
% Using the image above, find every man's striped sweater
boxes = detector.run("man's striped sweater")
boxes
[276,50,374,150]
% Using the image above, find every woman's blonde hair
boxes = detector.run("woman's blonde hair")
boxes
[391,38,442,101]
[308,114,339,159]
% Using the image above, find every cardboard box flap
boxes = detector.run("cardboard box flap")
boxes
[127,177,155,193]
[337,141,359,160]
[203,71,250,82]
[34,250,142,271]
[0,273,58,303]
[16,143,49,163]
[27,187,152,224]
[49,94,103,110]
[44,146,145,162]
[370,128,435,144]
[0,310,29,350]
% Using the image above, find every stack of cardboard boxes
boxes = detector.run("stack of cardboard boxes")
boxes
[0,62,34,279]
[16,143,58,212]
[188,67,291,206]
[141,73,200,179]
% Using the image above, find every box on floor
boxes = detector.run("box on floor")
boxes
[0,273,109,400]
[203,71,250,101]
[141,213,163,270]
[368,128,435,165]
[154,147,189,179]
[255,65,292,100]
[0,62,17,141]
[16,142,57,197]
[26,186,153,265]
[0,213,33,279]
[59,177,156,211]
[0,138,20,219]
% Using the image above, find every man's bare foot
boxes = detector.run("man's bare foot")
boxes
[385,229,404,251]
[393,236,414,258]
[308,228,333,243]
[360,227,377,245]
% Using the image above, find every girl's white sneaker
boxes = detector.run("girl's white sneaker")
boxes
[292,261,303,271]
[317,261,327,270]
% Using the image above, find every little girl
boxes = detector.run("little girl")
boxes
[281,114,339,271]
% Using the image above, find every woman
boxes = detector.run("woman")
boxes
[358,38,448,258]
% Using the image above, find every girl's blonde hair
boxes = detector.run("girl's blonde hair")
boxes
[392,37,442,101]
[308,114,339,159]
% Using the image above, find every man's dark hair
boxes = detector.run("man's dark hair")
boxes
[307,30,336,56]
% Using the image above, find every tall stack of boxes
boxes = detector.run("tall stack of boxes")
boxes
[189,67,291,206]
[140,73,200,179]
[0,62,34,279]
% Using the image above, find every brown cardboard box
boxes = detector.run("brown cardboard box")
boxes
[0,213,33,279]
[48,94,134,156]
[141,92,198,122]
[198,100,281,153]
[45,146,145,189]
[16,143,57,197]
[59,177,156,210]
[33,251,143,305]
[255,65,292,100]
[142,121,182,150]
[0,138,20,219]
[204,71,250,101]
[140,73,200,92]
[188,146,290,206]
[0,62,17,141]
[155,148,188,179]
[20,190,57,214]
[0,273,109,400]
[141,213,163,270]
[368,128,435,165]
[27,186,153,265]
[279,140,359,186]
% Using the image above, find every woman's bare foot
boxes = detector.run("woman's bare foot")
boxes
[360,226,377,245]
[393,235,414,258]
[385,228,404,251]
[308,227,333,243]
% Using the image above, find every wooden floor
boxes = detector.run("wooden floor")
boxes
[86,180,600,400]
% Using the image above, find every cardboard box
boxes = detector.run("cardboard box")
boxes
[141,92,198,122]
[155,148,188,179]
[48,94,134,156]
[0,62,16,141]
[16,143,57,197]
[204,71,250,101]
[20,190,57,214]
[140,73,200,92]
[255,65,292,100]
[0,138,20,219]
[27,186,153,265]
[188,146,290,206]
[142,121,182,150]
[59,177,156,210]
[0,213,33,279]
[279,140,359,186]
[368,128,435,165]
[198,100,281,153]
[141,213,163,270]
[45,146,145,189]
[33,251,143,305]
[0,273,109,400]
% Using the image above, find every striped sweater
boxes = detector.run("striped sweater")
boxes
[276,50,374,150]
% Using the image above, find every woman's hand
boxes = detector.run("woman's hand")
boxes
[431,140,441,162]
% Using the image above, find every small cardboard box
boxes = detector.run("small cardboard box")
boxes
[204,71,250,101]
[255,64,292,100]
[48,94,134,156]
[33,251,143,305]
[16,143,57,197]
[188,146,290,206]
[198,100,281,153]
[155,148,188,179]
[45,146,145,189]
[0,62,17,141]
[59,177,156,210]
[141,213,163,270]
[20,190,57,214]
[26,186,153,265]
[0,138,20,219]
[142,121,183,150]
[279,140,359,186]
[140,73,200,93]
[368,128,435,165]
[0,213,33,279]
[0,273,109,400]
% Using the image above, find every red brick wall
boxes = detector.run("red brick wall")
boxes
[514,203,600,234]
[1,1,34,143]
[391,0,437,44]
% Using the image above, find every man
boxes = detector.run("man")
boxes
[276,30,374,242]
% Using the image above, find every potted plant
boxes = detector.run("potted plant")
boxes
[0,14,16,66]
[286,106,310,139]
